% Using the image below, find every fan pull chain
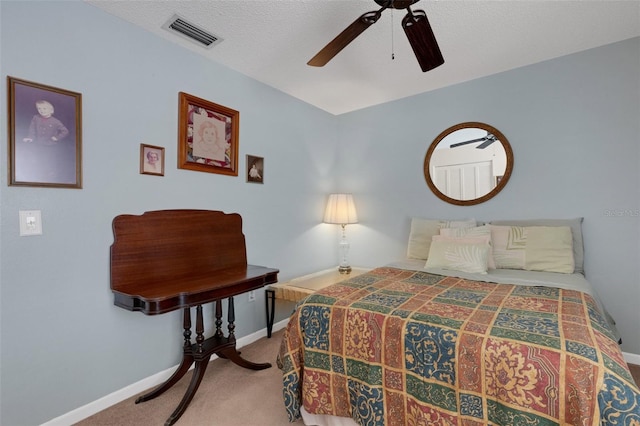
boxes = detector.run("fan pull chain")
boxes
[390,8,395,60]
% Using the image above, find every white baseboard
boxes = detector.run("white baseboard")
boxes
[623,351,640,366]
[41,319,291,426]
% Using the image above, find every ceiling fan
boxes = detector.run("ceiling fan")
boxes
[307,0,444,72]
[450,134,498,149]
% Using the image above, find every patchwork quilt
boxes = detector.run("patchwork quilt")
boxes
[277,267,640,425]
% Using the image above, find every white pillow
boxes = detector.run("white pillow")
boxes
[525,226,575,273]
[489,218,583,273]
[489,225,574,273]
[407,217,476,260]
[432,234,496,269]
[439,224,491,238]
[489,225,526,270]
[425,240,490,274]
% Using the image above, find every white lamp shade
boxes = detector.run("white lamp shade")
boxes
[323,194,358,225]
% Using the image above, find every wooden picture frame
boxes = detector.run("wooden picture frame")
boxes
[7,76,82,188]
[177,92,239,176]
[246,155,264,184]
[140,144,165,176]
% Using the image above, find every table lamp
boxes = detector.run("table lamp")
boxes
[323,193,358,274]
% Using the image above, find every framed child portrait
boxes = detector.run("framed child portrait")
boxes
[140,144,165,176]
[247,155,264,184]
[177,92,239,176]
[7,76,82,188]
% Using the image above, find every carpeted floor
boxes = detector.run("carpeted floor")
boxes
[75,329,301,426]
[74,332,640,426]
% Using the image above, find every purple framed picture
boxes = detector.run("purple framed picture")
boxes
[7,76,82,188]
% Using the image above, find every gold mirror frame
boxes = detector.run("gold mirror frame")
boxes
[424,122,513,206]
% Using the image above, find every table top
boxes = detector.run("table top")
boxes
[110,210,279,315]
[114,264,279,314]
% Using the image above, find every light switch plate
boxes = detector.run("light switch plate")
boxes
[19,210,42,236]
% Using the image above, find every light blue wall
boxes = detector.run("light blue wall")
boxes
[1,1,638,424]
[0,2,341,425]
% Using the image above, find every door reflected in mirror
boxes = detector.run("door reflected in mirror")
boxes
[424,122,513,206]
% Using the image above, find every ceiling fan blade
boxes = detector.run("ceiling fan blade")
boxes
[476,138,496,149]
[450,137,487,148]
[402,9,444,72]
[308,10,382,67]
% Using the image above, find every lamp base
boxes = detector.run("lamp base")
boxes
[338,265,352,274]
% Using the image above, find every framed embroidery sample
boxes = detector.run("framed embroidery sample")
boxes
[177,92,239,176]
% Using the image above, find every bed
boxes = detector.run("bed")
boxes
[277,218,640,425]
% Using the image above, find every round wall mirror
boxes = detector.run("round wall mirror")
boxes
[423,122,513,206]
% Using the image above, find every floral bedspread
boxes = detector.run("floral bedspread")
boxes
[277,267,640,425]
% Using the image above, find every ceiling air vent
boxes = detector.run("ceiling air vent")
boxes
[162,14,223,49]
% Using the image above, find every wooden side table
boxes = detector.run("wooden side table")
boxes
[265,267,368,337]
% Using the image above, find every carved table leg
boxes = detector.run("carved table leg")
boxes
[137,296,272,426]
[182,307,192,347]
[227,296,236,340]
[136,352,195,403]
[195,305,204,353]
[164,355,212,426]
[217,345,272,370]
[136,308,194,403]
[215,297,272,370]
[214,299,223,338]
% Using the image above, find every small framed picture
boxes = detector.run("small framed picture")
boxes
[177,92,239,176]
[7,76,82,188]
[247,155,264,184]
[140,144,165,176]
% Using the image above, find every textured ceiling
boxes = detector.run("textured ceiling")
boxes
[86,0,640,115]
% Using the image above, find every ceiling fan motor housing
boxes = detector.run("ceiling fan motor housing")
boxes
[375,0,420,9]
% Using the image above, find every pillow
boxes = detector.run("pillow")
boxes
[439,224,491,238]
[489,225,575,273]
[432,234,496,269]
[407,217,476,260]
[525,226,575,273]
[425,240,490,274]
[489,218,584,273]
